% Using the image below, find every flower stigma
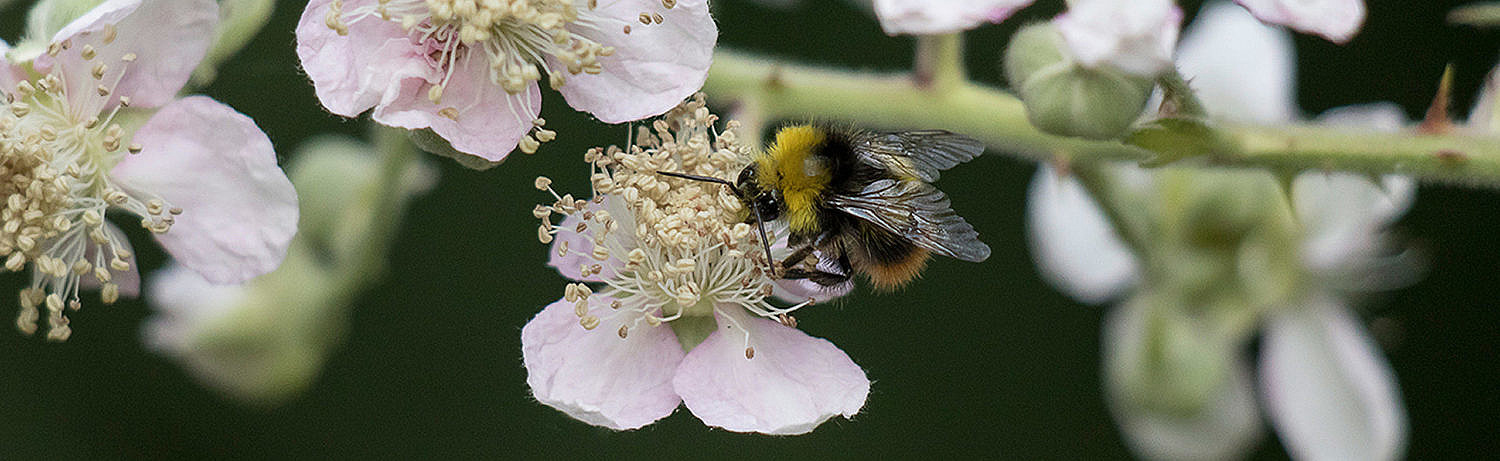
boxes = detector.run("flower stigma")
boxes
[533,94,815,356]
[1,26,174,340]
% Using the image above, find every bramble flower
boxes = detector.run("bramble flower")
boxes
[522,95,868,434]
[1,0,298,340]
[1028,3,1408,459]
[871,0,1034,35]
[296,0,716,161]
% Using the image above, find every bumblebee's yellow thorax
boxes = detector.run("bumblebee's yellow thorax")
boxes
[758,125,831,232]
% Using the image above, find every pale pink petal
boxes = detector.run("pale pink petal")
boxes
[547,197,628,282]
[110,96,298,284]
[1260,295,1408,461]
[372,52,540,161]
[296,0,433,117]
[673,306,869,435]
[872,0,1035,35]
[78,224,141,298]
[1235,0,1365,43]
[42,0,217,108]
[1054,0,1181,76]
[1025,165,1138,304]
[1176,0,1297,124]
[555,0,715,123]
[0,40,25,94]
[1103,296,1263,460]
[522,295,685,430]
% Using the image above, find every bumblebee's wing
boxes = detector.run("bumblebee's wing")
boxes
[827,179,991,262]
[853,130,985,182]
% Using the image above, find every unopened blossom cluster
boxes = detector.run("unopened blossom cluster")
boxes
[297,0,715,161]
[522,95,868,434]
[1029,3,1408,460]
[1,0,297,340]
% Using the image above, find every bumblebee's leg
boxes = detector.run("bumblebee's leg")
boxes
[778,245,818,270]
[781,268,851,287]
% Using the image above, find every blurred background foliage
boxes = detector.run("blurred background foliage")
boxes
[2,0,1498,458]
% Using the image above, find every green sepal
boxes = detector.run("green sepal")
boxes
[409,128,505,171]
[1127,117,1224,166]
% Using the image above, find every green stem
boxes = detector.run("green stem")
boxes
[704,50,1500,187]
[914,34,964,92]
[333,126,419,294]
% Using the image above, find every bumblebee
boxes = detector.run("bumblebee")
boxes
[662,123,990,290]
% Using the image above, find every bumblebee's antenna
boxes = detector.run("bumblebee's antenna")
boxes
[656,170,776,273]
[749,203,776,274]
[656,171,737,193]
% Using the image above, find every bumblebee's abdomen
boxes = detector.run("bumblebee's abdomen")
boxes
[842,221,930,291]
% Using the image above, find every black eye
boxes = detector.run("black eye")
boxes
[756,193,782,221]
[735,166,756,191]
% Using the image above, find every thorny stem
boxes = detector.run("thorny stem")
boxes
[704,49,1500,188]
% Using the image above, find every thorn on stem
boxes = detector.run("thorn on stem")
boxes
[1419,64,1457,134]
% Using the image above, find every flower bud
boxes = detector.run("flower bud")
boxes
[144,247,341,406]
[1107,292,1237,417]
[289,133,435,266]
[1004,23,1154,140]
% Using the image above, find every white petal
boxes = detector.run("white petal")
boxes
[142,264,248,355]
[673,306,869,435]
[1292,172,1413,273]
[1055,0,1182,76]
[555,0,716,123]
[1316,102,1408,132]
[1235,0,1365,43]
[1260,295,1408,461]
[1176,0,1297,124]
[871,0,1034,35]
[110,96,298,284]
[521,296,685,430]
[1025,165,1138,304]
[1104,296,1264,460]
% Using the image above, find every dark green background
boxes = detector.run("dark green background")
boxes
[3,0,1498,458]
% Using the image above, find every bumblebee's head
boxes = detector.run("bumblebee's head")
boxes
[734,164,782,223]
